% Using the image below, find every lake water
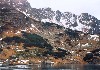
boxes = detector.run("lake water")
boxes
[0,64,100,70]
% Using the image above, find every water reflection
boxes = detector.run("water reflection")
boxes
[83,64,100,70]
[33,64,100,70]
[0,64,100,70]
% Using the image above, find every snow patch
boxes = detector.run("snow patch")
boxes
[88,35,99,41]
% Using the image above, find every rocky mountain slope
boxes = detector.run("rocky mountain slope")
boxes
[32,8,100,34]
[1,0,100,34]
[0,0,100,64]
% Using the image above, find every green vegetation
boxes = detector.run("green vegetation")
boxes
[2,32,53,50]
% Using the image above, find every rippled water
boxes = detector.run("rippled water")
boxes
[0,64,100,70]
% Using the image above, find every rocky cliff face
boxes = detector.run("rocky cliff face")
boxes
[32,8,100,34]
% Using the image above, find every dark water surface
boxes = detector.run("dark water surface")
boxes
[39,64,100,70]
[0,64,100,70]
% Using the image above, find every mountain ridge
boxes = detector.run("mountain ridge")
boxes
[1,0,100,34]
[0,0,100,64]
